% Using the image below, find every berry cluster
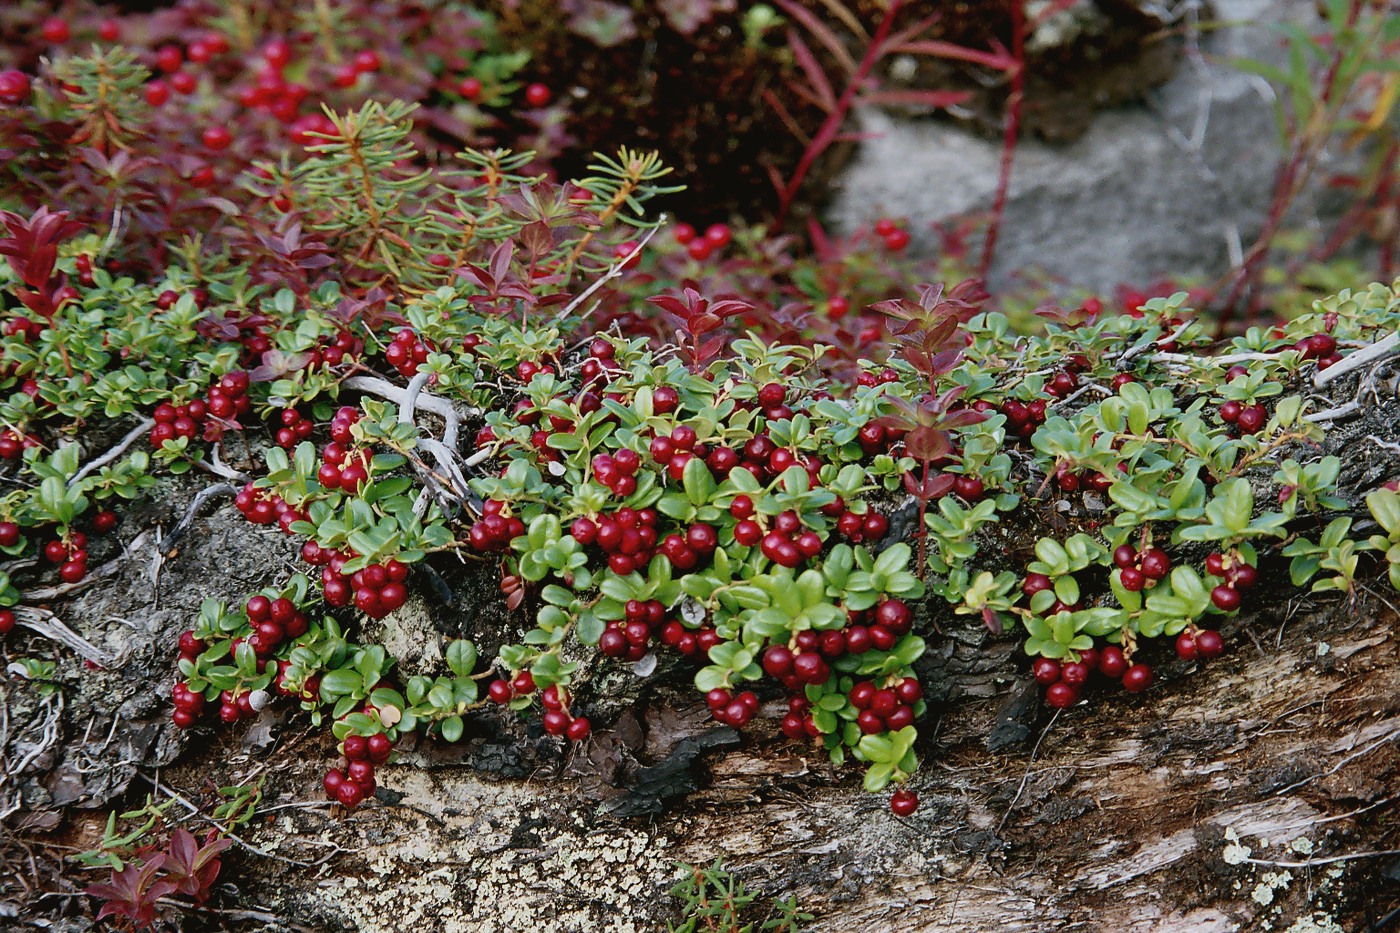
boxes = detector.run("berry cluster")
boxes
[149,371,251,447]
[850,677,923,735]
[234,481,305,533]
[1175,626,1226,662]
[44,533,90,585]
[323,732,394,809]
[1206,551,1257,611]
[873,218,910,252]
[244,594,311,657]
[1112,543,1172,592]
[385,328,434,378]
[540,684,590,740]
[468,499,528,553]
[1034,646,1152,709]
[274,408,315,449]
[672,221,732,262]
[570,507,661,576]
[705,686,761,727]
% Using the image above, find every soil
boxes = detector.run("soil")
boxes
[488,1,1196,227]
[3,361,1399,931]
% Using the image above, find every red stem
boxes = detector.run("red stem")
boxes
[979,1,1025,280]
[774,1,905,227]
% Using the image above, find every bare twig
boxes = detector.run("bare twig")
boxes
[1118,319,1195,370]
[1272,725,1400,797]
[161,482,237,556]
[1314,332,1400,388]
[996,709,1060,834]
[13,606,117,666]
[194,444,250,483]
[344,374,478,421]
[1243,849,1400,869]
[555,226,659,323]
[69,419,155,486]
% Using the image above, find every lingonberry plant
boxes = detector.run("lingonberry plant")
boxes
[2,14,1400,913]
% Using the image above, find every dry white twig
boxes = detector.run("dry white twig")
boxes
[70,418,155,486]
[1314,331,1400,388]
[14,606,117,667]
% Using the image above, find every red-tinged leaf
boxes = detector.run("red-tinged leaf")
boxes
[168,828,197,872]
[25,244,57,289]
[903,469,956,499]
[982,606,1004,635]
[942,408,988,431]
[786,30,837,112]
[773,0,858,73]
[688,312,722,336]
[489,240,514,285]
[646,295,692,318]
[896,38,1018,72]
[905,425,953,462]
[858,89,974,110]
[519,220,554,256]
[806,216,832,257]
[708,299,753,319]
[458,264,496,289]
[699,335,727,360]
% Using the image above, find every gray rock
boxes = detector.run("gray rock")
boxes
[829,0,1342,294]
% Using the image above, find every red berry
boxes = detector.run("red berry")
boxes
[1211,585,1241,612]
[1122,663,1154,693]
[1098,646,1128,679]
[890,788,918,816]
[1195,629,1224,659]
[336,780,365,808]
[41,17,70,44]
[1032,657,1062,686]
[1045,682,1078,708]
[524,82,551,107]
[1175,631,1199,661]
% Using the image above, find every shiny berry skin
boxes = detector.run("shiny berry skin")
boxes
[1045,682,1078,709]
[366,732,393,763]
[343,734,369,761]
[41,17,71,44]
[889,788,918,816]
[1194,629,1224,659]
[1175,631,1199,661]
[1022,573,1052,597]
[524,82,551,106]
[202,126,232,151]
[0,70,31,105]
[1228,563,1257,590]
[1139,548,1171,580]
[1211,585,1242,612]
[336,780,365,808]
[566,717,591,741]
[1031,657,1061,686]
[1121,663,1154,693]
[1098,646,1128,679]
[1060,662,1089,686]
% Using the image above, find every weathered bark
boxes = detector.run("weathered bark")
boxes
[7,396,1400,933]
